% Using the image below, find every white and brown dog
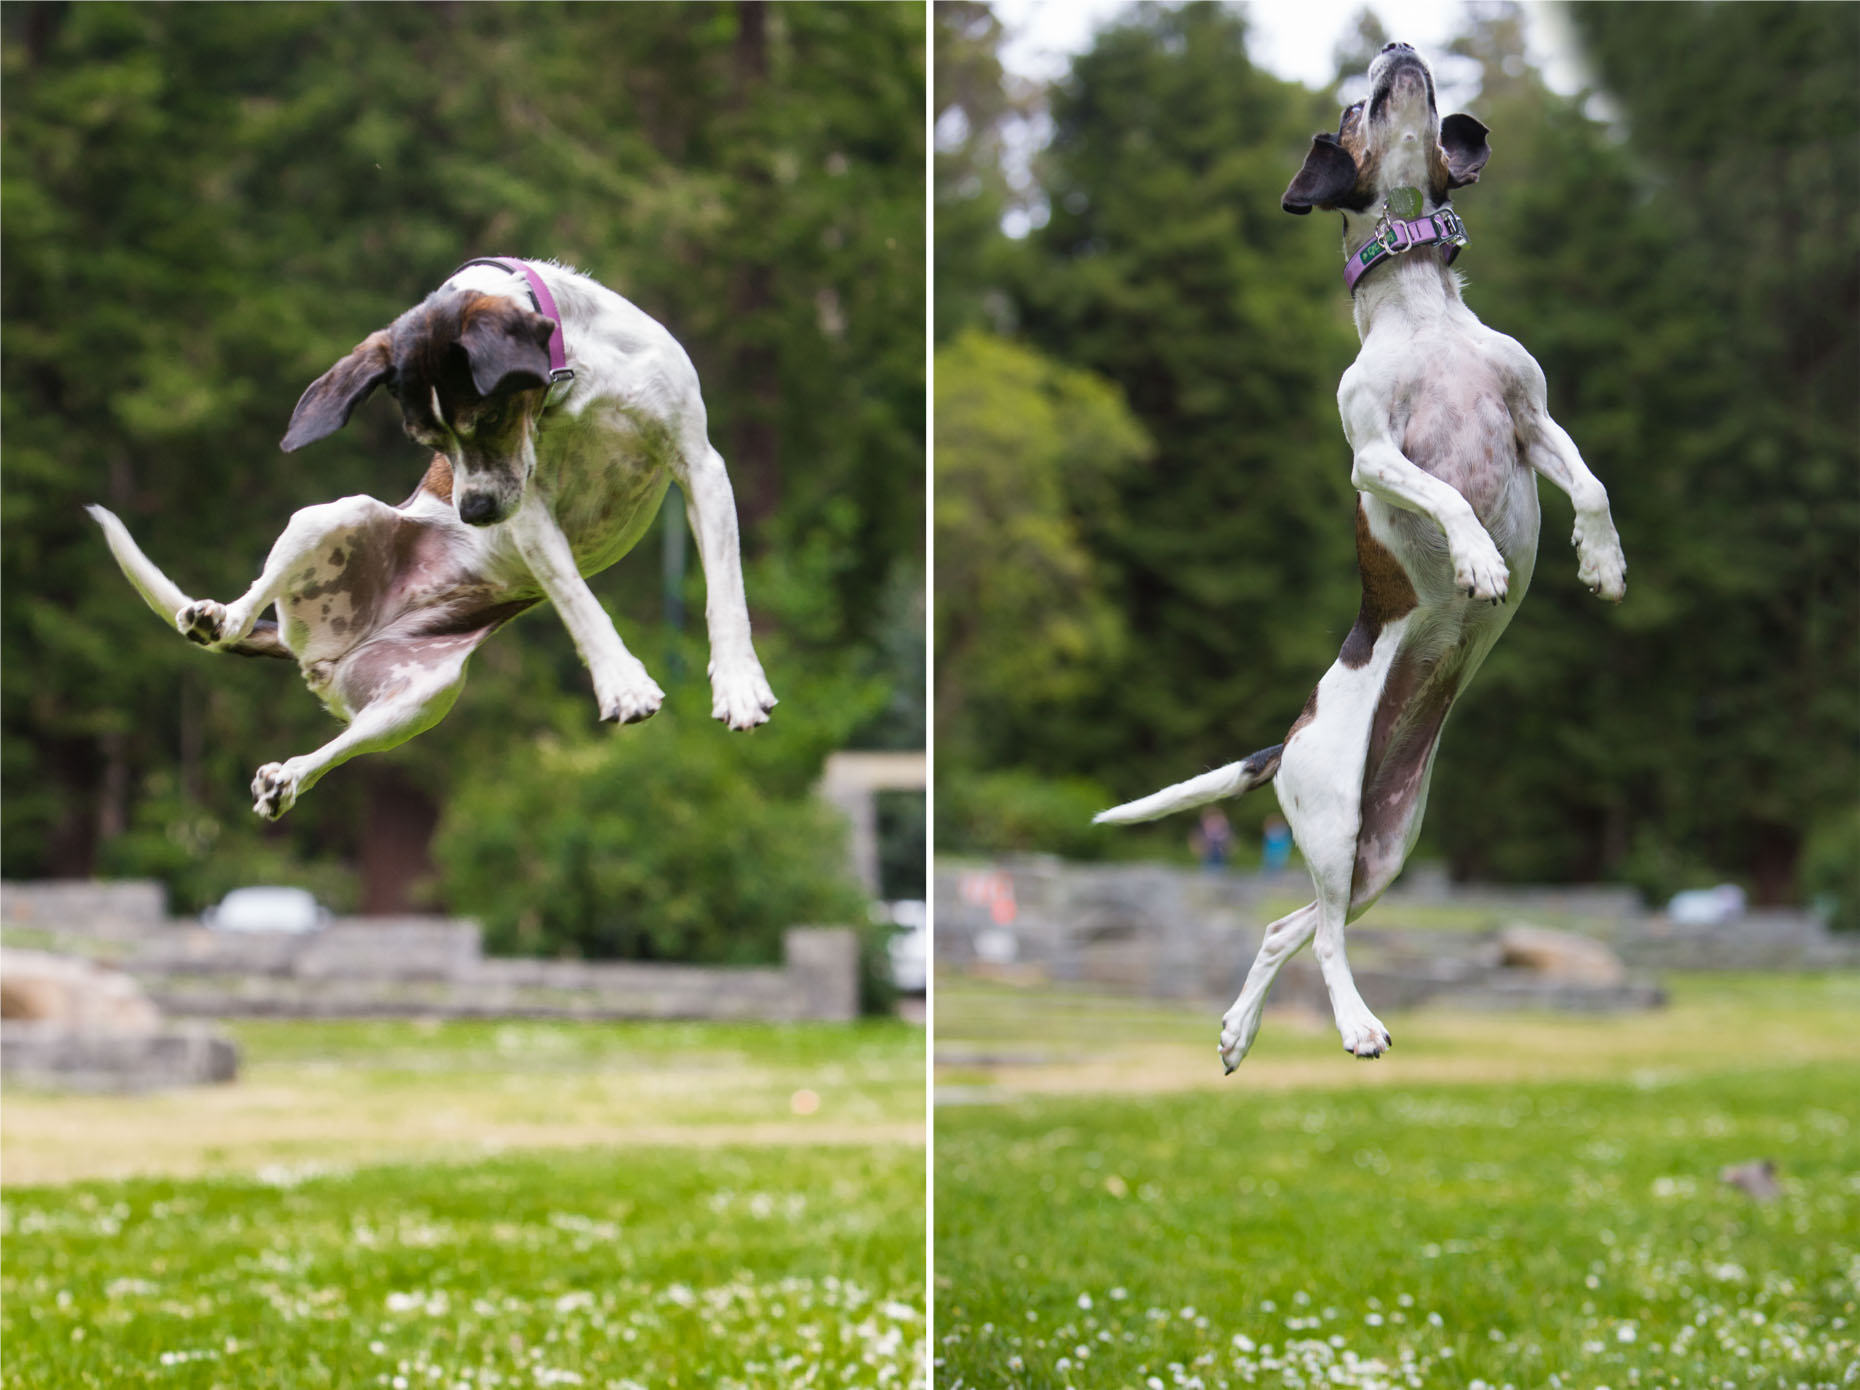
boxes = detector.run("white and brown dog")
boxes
[1096,45,1626,1069]
[91,258,775,819]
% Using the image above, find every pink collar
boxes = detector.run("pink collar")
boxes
[1343,208,1469,294]
[454,257,575,402]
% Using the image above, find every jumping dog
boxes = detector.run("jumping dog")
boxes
[91,258,776,819]
[1095,45,1627,1069]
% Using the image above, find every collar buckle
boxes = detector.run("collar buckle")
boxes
[1377,218,1413,256]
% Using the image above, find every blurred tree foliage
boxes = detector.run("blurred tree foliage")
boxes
[2,1,925,952]
[933,1,1858,908]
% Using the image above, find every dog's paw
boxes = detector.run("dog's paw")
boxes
[596,664,665,726]
[1335,1003,1393,1060]
[177,599,230,646]
[1574,518,1627,603]
[1452,534,1510,606]
[1218,1006,1262,1075]
[251,762,301,820]
[709,662,777,731]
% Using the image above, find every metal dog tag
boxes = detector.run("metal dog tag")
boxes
[1387,186,1424,221]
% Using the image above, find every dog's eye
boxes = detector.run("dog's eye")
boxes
[480,404,506,430]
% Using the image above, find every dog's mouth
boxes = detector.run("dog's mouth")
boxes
[1368,47,1436,124]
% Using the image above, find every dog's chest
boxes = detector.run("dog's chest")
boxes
[1368,330,1537,548]
[533,401,676,577]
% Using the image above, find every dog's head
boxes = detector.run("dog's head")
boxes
[1282,43,1489,220]
[281,291,556,527]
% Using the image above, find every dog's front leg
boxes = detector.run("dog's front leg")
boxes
[505,497,664,724]
[1524,415,1627,602]
[1495,333,1625,601]
[677,443,776,730]
[1340,369,1511,603]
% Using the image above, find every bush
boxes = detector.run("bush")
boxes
[1800,806,1860,932]
[935,767,1125,861]
[433,707,869,966]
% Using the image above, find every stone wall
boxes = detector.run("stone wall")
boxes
[0,879,167,939]
[935,856,1860,1009]
[2,882,862,1023]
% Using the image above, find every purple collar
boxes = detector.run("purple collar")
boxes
[1343,207,1469,294]
[454,257,575,403]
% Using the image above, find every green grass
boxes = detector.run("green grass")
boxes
[4,1144,924,1388]
[5,1017,925,1185]
[934,976,1860,1388]
[3,1018,926,1387]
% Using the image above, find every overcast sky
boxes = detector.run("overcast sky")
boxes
[990,0,1592,104]
[976,1,1597,235]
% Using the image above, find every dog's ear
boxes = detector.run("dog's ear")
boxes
[459,303,556,398]
[1283,133,1359,214]
[281,330,392,453]
[1441,113,1491,188]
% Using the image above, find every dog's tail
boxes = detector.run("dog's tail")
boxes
[1093,743,1284,825]
[85,505,291,660]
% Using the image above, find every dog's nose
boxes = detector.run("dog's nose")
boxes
[458,492,498,526]
[1382,41,1414,53]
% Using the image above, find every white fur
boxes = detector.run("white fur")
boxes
[1099,47,1627,1070]
[440,261,775,729]
[90,262,775,820]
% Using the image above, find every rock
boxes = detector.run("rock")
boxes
[1,1022,238,1092]
[1495,924,1627,986]
[0,948,163,1032]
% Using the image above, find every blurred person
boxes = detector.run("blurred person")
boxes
[1191,807,1233,872]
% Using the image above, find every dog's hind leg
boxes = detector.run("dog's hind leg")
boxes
[1218,902,1318,1072]
[177,495,398,651]
[247,630,476,819]
[86,506,291,659]
[1272,651,1404,1060]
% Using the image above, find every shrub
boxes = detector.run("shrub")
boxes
[434,707,869,965]
[1800,806,1860,932]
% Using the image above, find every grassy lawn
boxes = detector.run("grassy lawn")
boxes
[3,1018,926,1387]
[4,1017,924,1185]
[934,974,1860,1389]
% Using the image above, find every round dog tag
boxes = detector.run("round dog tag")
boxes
[1386,186,1423,221]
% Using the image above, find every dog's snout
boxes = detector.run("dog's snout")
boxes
[1381,41,1414,54]
[458,492,499,526]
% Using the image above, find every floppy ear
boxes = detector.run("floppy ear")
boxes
[1441,113,1491,188]
[280,330,392,453]
[1282,134,1359,214]
[459,304,555,398]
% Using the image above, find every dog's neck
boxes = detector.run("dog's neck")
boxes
[1349,251,1464,339]
[1340,200,1468,341]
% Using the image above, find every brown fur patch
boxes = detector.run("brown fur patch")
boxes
[1350,644,1464,904]
[1287,685,1320,739]
[1427,140,1453,206]
[1338,500,1419,668]
[416,452,453,504]
[1336,114,1384,212]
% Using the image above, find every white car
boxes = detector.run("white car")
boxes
[877,900,926,994]
[201,886,329,934]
